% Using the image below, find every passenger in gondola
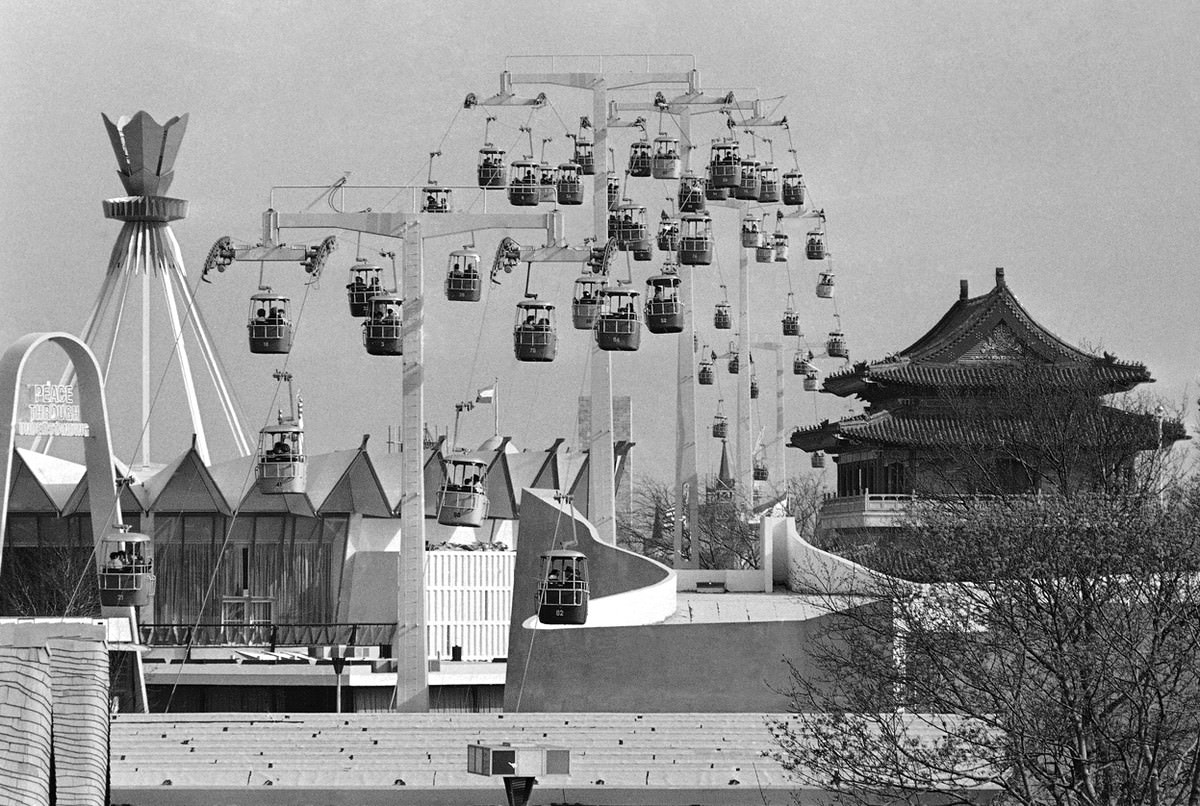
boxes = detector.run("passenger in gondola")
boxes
[537,317,550,330]
[254,308,267,321]
[268,307,283,321]
[464,265,478,278]
[107,551,123,571]
[352,276,366,291]
[272,439,291,461]
[449,263,462,278]
[524,313,537,329]
[547,568,562,587]
[368,276,382,291]
[382,306,400,322]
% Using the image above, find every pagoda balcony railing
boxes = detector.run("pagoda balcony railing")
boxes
[139,622,397,651]
[821,490,915,516]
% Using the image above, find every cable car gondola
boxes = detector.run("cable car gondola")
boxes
[644,271,684,334]
[247,290,292,354]
[614,202,651,253]
[708,140,740,189]
[537,549,589,625]
[773,230,790,262]
[741,214,764,248]
[755,242,775,263]
[782,294,800,336]
[594,288,642,352]
[704,178,731,201]
[753,458,769,481]
[652,136,681,179]
[628,140,652,177]
[507,159,540,206]
[571,275,608,330]
[656,215,681,252]
[607,172,621,210]
[678,171,707,213]
[727,344,740,374]
[422,185,452,213]
[346,261,384,317]
[537,163,557,204]
[257,374,306,495]
[445,249,482,302]
[514,299,557,362]
[555,162,585,206]
[736,158,761,200]
[782,170,806,206]
[758,164,781,203]
[679,213,713,265]
[98,525,155,608]
[714,300,731,330]
[803,364,820,391]
[750,374,760,399]
[826,329,849,359]
[712,401,728,439]
[817,271,836,299]
[698,350,714,385]
[806,230,826,260]
[437,457,490,527]
[363,293,404,356]
[573,137,595,175]
[478,145,507,189]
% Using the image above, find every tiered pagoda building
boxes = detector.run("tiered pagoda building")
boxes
[791,267,1174,546]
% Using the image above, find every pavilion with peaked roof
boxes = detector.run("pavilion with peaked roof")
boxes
[790,268,1179,542]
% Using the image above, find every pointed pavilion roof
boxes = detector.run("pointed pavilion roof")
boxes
[715,440,734,490]
[822,268,1152,402]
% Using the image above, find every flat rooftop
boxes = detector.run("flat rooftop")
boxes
[664,591,872,625]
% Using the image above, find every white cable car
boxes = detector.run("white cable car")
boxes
[98,525,155,608]
[678,171,707,213]
[346,262,384,317]
[803,364,820,391]
[422,185,452,213]
[607,173,621,210]
[679,213,713,265]
[556,163,585,206]
[656,216,681,252]
[595,288,642,352]
[537,550,589,625]
[708,140,740,189]
[741,214,764,248]
[247,290,292,354]
[773,231,790,262]
[756,242,775,263]
[652,136,681,179]
[437,457,490,527]
[573,138,595,175]
[508,160,540,206]
[728,343,740,374]
[644,271,684,334]
[445,249,482,303]
[478,145,507,189]
[817,271,836,298]
[614,202,651,252]
[736,158,762,200]
[363,293,403,356]
[571,275,609,330]
[514,300,558,362]
[714,300,732,330]
[758,164,781,203]
[537,163,557,204]
[628,140,652,177]
[257,375,305,495]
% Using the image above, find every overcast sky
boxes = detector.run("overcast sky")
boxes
[1,0,1197,484]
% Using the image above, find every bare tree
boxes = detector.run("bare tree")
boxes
[617,473,826,569]
[770,374,1200,806]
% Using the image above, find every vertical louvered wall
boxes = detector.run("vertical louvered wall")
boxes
[424,551,514,661]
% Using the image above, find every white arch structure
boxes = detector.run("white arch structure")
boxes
[0,332,122,580]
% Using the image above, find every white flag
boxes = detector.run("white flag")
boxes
[476,386,495,404]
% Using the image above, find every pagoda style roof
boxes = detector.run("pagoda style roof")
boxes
[823,268,1152,402]
[790,403,1185,454]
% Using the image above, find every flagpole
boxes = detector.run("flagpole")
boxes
[493,377,499,437]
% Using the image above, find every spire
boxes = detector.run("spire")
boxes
[995,266,1006,288]
[960,279,969,299]
[717,439,734,489]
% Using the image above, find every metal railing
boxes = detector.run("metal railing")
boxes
[139,622,397,650]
